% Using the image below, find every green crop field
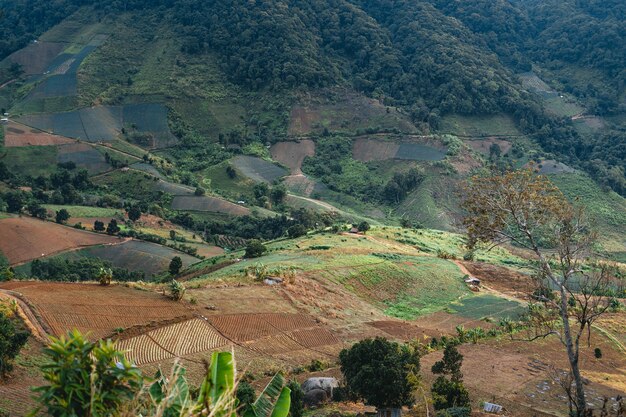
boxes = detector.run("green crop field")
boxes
[2,145,58,177]
[439,114,522,137]
[41,205,122,218]
[448,294,526,321]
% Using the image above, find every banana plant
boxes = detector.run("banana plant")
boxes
[149,351,290,417]
[244,373,291,417]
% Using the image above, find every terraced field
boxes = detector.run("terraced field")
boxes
[118,318,229,365]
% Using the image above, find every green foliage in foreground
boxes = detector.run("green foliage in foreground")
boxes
[339,337,420,409]
[31,330,291,417]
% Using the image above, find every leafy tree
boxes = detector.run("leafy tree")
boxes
[431,344,464,383]
[431,378,470,412]
[55,209,70,224]
[226,166,237,179]
[430,344,470,411]
[339,337,420,410]
[245,240,267,258]
[94,220,105,232]
[194,186,206,196]
[357,221,370,233]
[287,224,307,239]
[463,169,615,416]
[169,256,183,275]
[270,186,287,205]
[127,206,142,222]
[27,202,47,219]
[32,330,142,416]
[0,312,29,379]
[106,219,120,235]
[4,191,25,213]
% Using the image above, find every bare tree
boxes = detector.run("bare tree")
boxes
[462,168,618,417]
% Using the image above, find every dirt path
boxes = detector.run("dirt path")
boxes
[287,193,338,211]
[0,78,17,89]
[0,289,49,341]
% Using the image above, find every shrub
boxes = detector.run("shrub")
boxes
[357,221,370,233]
[436,249,456,260]
[94,220,105,231]
[594,347,602,359]
[98,267,113,286]
[236,380,256,415]
[169,279,186,301]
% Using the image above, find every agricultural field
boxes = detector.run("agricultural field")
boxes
[0,281,191,339]
[270,140,315,175]
[41,204,122,219]
[171,195,250,216]
[1,145,59,177]
[231,155,288,183]
[447,294,526,321]
[0,216,119,265]
[465,137,512,156]
[5,41,66,75]
[197,161,256,200]
[16,239,200,277]
[439,114,522,137]
[352,137,446,162]
[14,103,175,148]
[3,121,75,147]
[288,90,417,136]
[57,142,110,174]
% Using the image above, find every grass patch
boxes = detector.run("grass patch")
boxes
[549,172,626,254]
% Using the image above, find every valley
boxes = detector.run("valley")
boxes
[0,1,624,416]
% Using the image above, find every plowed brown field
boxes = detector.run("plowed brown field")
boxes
[118,318,228,365]
[0,216,119,265]
[270,140,315,175]
[0,282,191,339]
[4,121,75,147]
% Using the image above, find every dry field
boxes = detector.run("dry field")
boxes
[270,140,315,175]
[4,121,75,147]
[0,282,191,340]
[465,137,512,155]
[0,216,119,265]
